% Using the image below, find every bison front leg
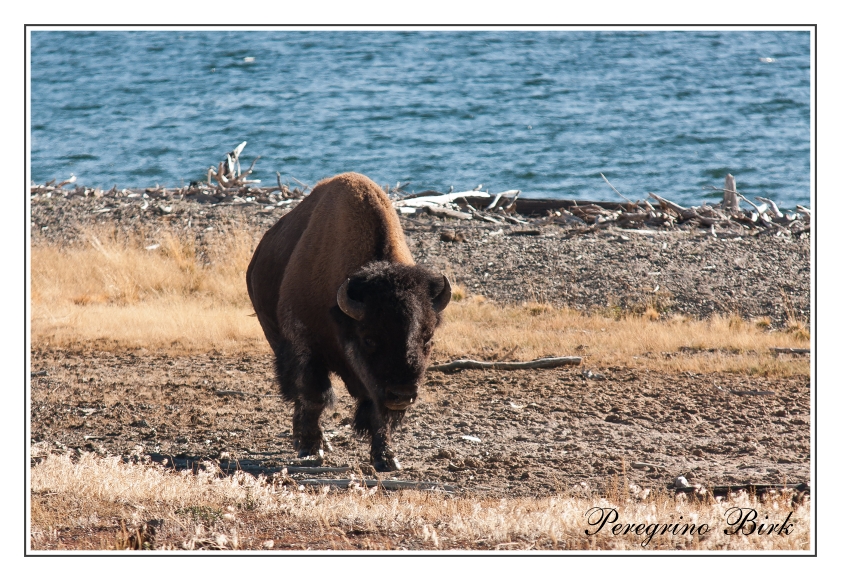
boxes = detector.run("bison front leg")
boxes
[353,399,402,472]
[273,341,334,459]
[292,398,332,459]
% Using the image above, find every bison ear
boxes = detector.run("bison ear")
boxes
[431,275,451,313]
[337,278,365,321]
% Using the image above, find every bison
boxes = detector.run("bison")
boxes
[246,172,451,471]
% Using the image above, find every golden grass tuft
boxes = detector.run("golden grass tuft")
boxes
[754,316,772,330]
[30,453,811,551]
[31,227,809,374]
[785,320,810,342]
[643,306,660,321]
[524,301,554,316]
[450,282,466,302]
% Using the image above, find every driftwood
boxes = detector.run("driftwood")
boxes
[423,205,473,220]
[31,154,809,241]
[600,173,638,208]
[284,466,353,475]
[630,462,666,470]
[723,174,740,214]
[675,482,810,497]
[429,356,582,372]
[30,143,311,206]
[214,390,282,398]
[771,347,810,355]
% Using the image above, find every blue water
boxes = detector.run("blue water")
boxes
[30,30,811,208]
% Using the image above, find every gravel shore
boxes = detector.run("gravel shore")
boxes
[30,194,811,327]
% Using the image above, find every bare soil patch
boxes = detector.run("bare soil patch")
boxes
[31,348,810,498]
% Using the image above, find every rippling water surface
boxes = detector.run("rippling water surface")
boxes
[30,30,811,207]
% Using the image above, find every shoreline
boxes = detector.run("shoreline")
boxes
[30,191,811,328]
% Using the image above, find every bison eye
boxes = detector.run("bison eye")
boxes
[363,337,377,350]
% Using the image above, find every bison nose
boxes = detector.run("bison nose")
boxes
[384,385,418,411]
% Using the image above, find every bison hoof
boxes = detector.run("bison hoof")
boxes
[371,454,402,472]
[297,446,324,460]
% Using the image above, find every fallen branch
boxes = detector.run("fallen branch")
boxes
[648,192,695,220]
[630,462,666,470]
[214,390,282,398]
[297,478,454,492]
[771,347,810,355]
[285,466,353,475]
[394,190,490,209]
[423,205,472,220]
[600,173,638,208]
[502,189,521,212]
[428,356,582,372]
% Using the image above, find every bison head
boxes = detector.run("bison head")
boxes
[333,262,450,412]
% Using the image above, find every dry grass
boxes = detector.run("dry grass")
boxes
[437,299,810,377]
[31,226,265,352]
[30,452,810,552]
[31,227,809,374]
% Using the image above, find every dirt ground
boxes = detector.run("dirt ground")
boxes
[29,193,812,498]
[30,347,810,497]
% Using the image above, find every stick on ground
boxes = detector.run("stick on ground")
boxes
[428,356,582,372]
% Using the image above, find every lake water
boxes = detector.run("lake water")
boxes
[29,29,812,208]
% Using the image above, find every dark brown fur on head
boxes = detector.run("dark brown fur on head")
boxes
[332,262,449,415]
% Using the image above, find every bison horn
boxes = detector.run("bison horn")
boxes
[432,275,451,312]
[337,279,365,321]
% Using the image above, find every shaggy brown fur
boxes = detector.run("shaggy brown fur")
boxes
[247,172,449,471]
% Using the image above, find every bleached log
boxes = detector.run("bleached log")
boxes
[395,190,491,208]
[56,175,77,189]
[486,190,520,210]
[428,356,581,372]
[796,205,811,217]
[735,193,767,216]
[424,205,472,220]
[723,174,740,214]
[476,213,503,224]
[502,189,521,212]
[756,196,783,219]
[648,192,696,220]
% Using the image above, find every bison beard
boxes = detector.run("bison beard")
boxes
[246,172,450,472]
